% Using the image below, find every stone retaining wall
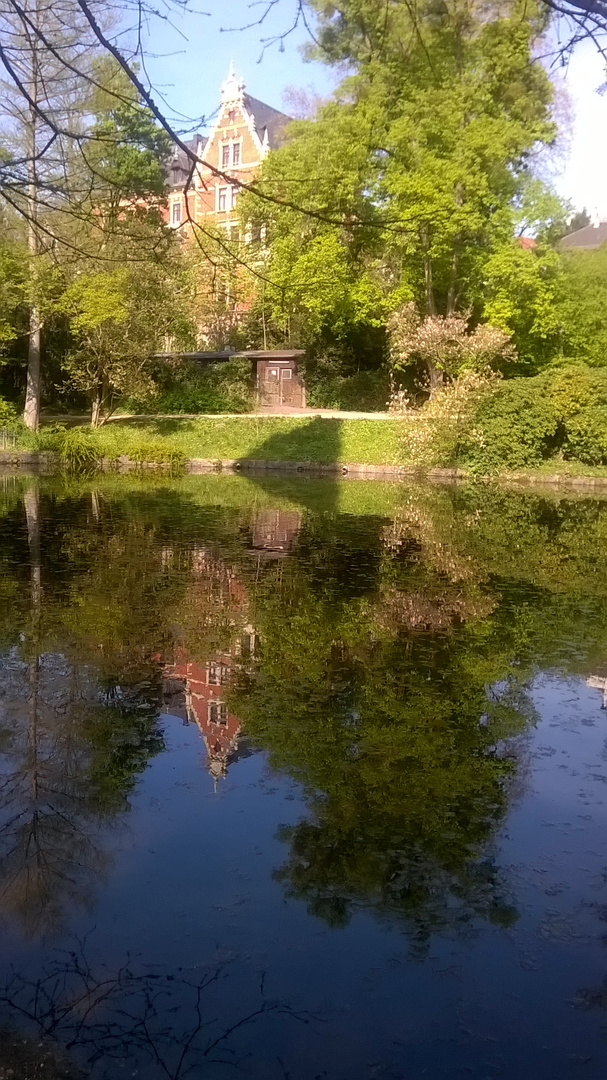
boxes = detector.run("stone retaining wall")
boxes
[1,450,607,489]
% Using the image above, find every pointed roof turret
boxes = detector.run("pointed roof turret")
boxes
[221,61,245,106]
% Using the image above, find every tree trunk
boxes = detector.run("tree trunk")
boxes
[91,381,103,428]
[91,372,109,427]
[24,306,41,432]
[428,363,444,395]
[23,90,41,431]
[420,224,436,317]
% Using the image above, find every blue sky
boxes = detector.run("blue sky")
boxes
[143,0,607,218]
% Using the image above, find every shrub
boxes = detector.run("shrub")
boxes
[563,406,607,465]
[304,367,390,411]
[459,376,558,471]
[548,365,607,465]
[399,371,500,466]
[125,358,253,415]
[43,425,100,472]
[0,396,18,428]
[126,440,186,469]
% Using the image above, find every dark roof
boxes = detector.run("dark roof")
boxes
[168,134,207,190]
[154,350,305,361]
[561,222,607,249]
[243,94,290,149]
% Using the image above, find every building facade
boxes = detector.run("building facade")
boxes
[165,63,289,240]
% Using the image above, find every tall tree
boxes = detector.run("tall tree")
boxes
[0,0,100,428]
[242,0,556,383]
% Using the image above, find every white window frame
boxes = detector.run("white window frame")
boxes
[171,200,182,225]
[208,701,228,726]
[217,186,228,212]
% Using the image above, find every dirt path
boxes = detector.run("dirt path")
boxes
[42,409,395,423]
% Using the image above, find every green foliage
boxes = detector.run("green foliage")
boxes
[87,58,172,215]
[125,358,254,415]
[482,242,563,372]
[126,439,187,468]
[239,0,555,391]
[303,361,390,411]
[554,246,607,367]
[0,230,26,351]
[43,425,100,472]
[61,252,193,422]
[462,375,558,469]
[0,395,18,427]
[461,365,607,470]
[548,365,607,465]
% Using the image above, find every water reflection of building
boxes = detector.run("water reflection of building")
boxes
[163,628,257,786]
[586,675,607,708]
[250,510,301,558]
[161,516,300,783]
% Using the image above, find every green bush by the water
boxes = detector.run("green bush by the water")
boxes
[42,425,100,471]
[462,365,607,471]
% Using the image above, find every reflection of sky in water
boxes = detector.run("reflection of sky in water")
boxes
[0,478,605,1079]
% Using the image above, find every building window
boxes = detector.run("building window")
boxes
[171,201,181,225]
[221,144,230,168]
[209,701,228,726]
[218,187,228,212]
[232,142,241,166]
[231,186,238,209]
[230,225,239,243]
[207,662,228,686]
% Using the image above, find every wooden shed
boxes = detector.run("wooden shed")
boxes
[246,350,305,409]
[153,348,306,410]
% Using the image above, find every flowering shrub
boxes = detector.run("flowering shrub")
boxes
[398,365,607,473]
[388,303,515,390]
[398,370,500,466]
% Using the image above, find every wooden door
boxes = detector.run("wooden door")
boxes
[257,362,305,408]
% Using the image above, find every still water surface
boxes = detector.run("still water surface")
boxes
[0,474,606,1079]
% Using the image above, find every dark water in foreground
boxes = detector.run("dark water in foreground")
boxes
[0,473,606,1079]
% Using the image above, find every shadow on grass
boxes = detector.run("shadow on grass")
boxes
[106,417,198,436]
[245,416,343,465]
[245,416,343,515]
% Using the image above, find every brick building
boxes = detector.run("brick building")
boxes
[165,63,289,239]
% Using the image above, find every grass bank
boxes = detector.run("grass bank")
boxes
[57,415,407,466]
[10,413,607,482]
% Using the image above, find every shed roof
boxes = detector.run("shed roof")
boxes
[561,222,607,249]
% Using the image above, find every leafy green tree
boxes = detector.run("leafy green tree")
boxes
[242,0,556,390]
[85,58,172,221]
[239,102,396,365]
[482,242,563,372]
[61,249,192,425]
[553,246,607,367]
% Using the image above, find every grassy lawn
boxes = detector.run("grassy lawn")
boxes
[76,415,407,466]
[9,414,607,480]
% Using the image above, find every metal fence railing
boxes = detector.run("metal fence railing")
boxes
[0,429,17,450]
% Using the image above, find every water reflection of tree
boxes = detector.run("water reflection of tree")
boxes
[2,477,607,950]
[0,942,310,1080]
[0,485,166,937]
[232,511,543,948]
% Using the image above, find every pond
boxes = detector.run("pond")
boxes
[0,472,606,1079]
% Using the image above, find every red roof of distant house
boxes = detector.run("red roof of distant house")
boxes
[518,236,537,250]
